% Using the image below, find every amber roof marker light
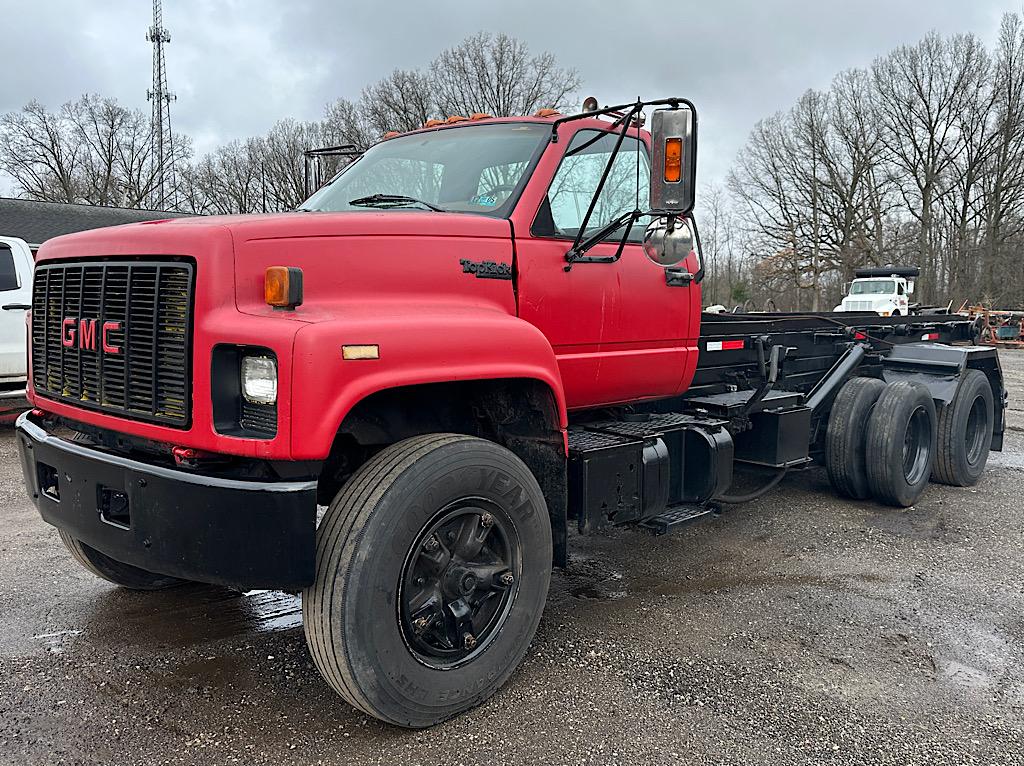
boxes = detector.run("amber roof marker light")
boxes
[265,266,304,310]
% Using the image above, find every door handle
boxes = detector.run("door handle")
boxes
[1,303,30,311]
[664,268,693,287]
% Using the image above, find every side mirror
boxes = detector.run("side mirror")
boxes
[643,215,695,267]
[650,105,697,215]
[906,280,915,294]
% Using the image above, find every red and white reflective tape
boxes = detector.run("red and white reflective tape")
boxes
[705,339,745,351]
[922,332,939,341]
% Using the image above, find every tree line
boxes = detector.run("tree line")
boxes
[6,20,1022,311]
[713,13,1024,311]
[0,32,579,215]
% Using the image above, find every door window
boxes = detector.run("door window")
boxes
[535,130,650,242]
[0,247,19,292]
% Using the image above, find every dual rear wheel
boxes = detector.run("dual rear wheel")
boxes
[826,370,994,506]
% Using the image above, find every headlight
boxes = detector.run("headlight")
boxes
[241,355,277,404]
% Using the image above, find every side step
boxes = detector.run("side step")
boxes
[641,503,721,535]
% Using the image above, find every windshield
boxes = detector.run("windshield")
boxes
[850,279,896,295]
[301,122,548,216]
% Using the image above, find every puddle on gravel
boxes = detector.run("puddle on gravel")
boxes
[85,586,302,648]
[863,505,952,541]
[557,565,888,604]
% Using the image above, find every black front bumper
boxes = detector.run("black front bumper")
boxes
[16,413,317,590]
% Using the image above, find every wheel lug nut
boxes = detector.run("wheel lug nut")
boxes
[423,536,439,552]
[480,513,494,528]
[499,572,514,586]
[415,576,425,586]
[462,632,477,650]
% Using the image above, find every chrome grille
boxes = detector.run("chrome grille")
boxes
[845,300,875,311]
[31,260,194,427]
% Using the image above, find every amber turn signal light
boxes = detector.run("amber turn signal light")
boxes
[265,266,303,309]
[664,137,682,183]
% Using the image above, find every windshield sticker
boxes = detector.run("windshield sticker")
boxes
[471,194,498,207]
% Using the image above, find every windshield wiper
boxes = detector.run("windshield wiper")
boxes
[348,194,446,212]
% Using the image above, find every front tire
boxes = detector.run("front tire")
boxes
[58,531,184,591]
[302,434,552,728]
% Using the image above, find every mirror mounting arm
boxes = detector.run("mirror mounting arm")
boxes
[690,215,706,285]
[563,209,643,271]
[563,101,643,264]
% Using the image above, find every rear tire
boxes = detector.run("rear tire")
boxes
[302,434,552,728]
[826,377,886,499]
[58,531,184,591]
[932,369,993,486]
[865,382,937,507]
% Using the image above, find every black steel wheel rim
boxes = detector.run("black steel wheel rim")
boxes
[903,405,931,485]
[397,498,521,669]
[965,395,989,466]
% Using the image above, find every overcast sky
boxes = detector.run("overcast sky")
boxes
[0,0,1016,198]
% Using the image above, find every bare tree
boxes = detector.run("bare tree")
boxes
[360,69,436,134]
[871,32,987,301]
[429,32,580,118]
[980,13,1024,305]
[179,138,263,215]
[0,94,190,209]
[725,19,1024,311]
[0,100,81,202]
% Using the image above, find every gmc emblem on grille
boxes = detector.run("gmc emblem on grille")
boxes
[61,318,122,355]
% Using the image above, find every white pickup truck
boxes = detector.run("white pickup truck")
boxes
[0,237,34,415]
[834,265,919,316]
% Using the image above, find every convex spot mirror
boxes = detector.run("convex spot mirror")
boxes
[650,105,697,215]
[643,215,694,266]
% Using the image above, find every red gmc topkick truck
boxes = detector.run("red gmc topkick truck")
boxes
[16,98,1006,727]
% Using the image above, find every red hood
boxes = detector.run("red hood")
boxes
[36,209,517,322]
[37,209,511,262]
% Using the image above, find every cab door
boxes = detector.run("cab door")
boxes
[512,126,699,410]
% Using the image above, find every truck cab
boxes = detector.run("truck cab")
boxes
[834,265,918,316]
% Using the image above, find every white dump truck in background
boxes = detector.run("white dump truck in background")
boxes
[0,237,34,419]
[834,266,919,316]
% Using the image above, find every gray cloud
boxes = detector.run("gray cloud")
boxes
[0,0,1012,195]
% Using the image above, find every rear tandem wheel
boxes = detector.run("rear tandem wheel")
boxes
[826,377,886,500]
[865,381,937,507]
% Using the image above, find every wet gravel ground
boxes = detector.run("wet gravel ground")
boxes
[2,352,1024,765]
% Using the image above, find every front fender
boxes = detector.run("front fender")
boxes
[289,307,567,460]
